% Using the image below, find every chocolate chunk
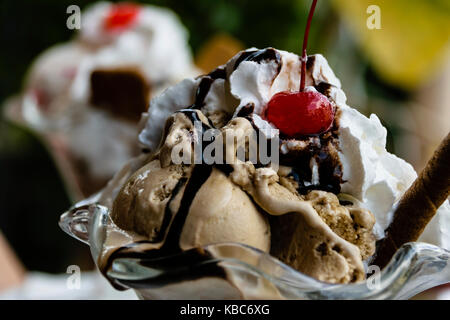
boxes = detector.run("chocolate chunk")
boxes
[90,68,150,122]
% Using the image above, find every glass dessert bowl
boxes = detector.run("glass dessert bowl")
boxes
[60,198,450,299]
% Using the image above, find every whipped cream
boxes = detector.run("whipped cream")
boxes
[139,78,200,151]
[419,200,450,249]
[139,47,450,248]
[23,42,89,118]
[66,107,139,178]
[140,48,341,148]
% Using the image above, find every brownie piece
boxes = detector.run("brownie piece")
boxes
[90,67,150,122]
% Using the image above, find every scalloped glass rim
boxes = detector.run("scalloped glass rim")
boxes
[60,202,450,300]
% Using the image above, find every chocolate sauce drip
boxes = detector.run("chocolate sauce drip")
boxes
[107,240,159,266]
[244,109,343,190]
[296,182,340,195]
[177,109,215,132]
[278,113,344,195]
[316,145,343,193]
[305,55,336,94]
[191,67,226,110]
[146,110,218,253]
[316,82,333,96]
[106,244,226,290]
[273,54,343,194]
[104,165,216,288]
[104,107,228,289]
[155,109,217,252]
[233,48,282,73]
[104,240,160,289]
[162,164,213,253]
[236,103,255,118]
[177,109,238,176]
[215,164,234,176]
[112,248,226,290]
[287,156,313,183]
[153,178,187,243]
[208,67,227,80]
[339,200,353,206]
[306,55,316,72]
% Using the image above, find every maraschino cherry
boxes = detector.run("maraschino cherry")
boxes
[104,3,141,31]
[265,0,334,137]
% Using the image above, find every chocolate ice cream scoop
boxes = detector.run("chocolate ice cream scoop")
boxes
[111,160,190,241]
[111,110,271,254]
[180,168,270,252]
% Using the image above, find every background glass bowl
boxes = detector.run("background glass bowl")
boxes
[60,196,450,300]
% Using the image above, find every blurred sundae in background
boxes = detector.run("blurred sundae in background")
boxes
[4,1,199,198]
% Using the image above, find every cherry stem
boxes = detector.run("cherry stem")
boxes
[300,0,318,92]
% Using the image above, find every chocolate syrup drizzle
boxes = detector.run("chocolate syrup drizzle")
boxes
[153,177,187,244]
[162,164,212,252]
[279,115,343,195]
[103,49,345,289]
[104,109,228,289]
[110,248,227,290]
[233,48,282,72]
[191,67,226,110]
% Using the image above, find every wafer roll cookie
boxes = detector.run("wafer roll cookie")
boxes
[373,132,450,268]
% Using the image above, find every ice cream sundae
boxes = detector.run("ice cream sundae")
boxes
[60,0,450,299]
[5,2,198,197]
[100,41,448,283]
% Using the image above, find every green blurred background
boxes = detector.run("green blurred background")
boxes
[0,0,449,274]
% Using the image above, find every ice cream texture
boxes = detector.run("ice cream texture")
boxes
[105,47,449,284]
